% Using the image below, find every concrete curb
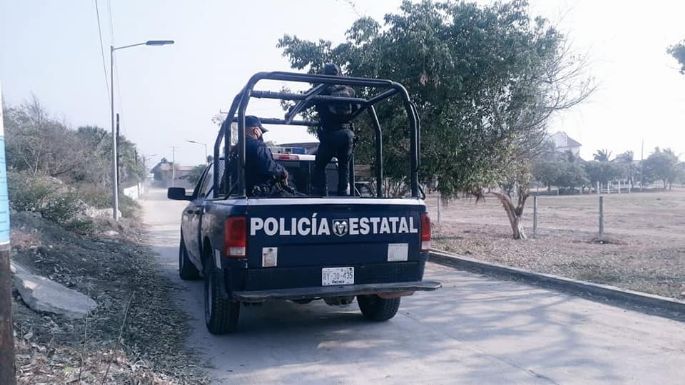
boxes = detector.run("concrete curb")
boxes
[429,249,685,319]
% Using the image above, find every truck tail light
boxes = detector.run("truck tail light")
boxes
[420,213,431,251]
[224,216,247,258]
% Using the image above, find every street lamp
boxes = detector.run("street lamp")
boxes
[141,153,158,172]
[187,140,208,163]
[110,40,174,220]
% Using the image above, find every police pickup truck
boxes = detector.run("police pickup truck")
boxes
[168,72,440,334]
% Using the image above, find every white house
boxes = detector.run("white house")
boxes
[550,131,582,157]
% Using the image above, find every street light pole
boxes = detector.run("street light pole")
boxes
[142,153,158,172]
[187,140,208,163]
[110,40,174,220]
[171,146,176,187]
[110,45,118,221]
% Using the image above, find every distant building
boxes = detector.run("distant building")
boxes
[150,159,195,187]
[550,131,582,157]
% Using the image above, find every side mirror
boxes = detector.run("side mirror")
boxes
[167,187,190,201]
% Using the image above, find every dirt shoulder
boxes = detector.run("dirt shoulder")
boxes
[11,211,208,384]
[428,191,685,300]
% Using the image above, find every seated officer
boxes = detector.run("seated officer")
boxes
[244,115,289,195]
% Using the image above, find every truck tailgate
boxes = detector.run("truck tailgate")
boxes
[245,200,425,268]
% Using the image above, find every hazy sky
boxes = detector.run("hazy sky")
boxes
[2,0,685,166]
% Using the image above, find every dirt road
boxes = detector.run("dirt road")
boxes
[142,188,685,385]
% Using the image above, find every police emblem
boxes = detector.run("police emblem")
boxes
[332,219,349,237]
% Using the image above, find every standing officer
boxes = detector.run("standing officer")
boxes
[310,63,359,196]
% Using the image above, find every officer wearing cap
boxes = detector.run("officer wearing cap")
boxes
[311,63,358,196]
[244,115,288,194]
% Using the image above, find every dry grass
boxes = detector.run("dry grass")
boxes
[427,189,685,299]
[10,211,209,384]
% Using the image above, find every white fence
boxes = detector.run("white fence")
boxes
[122,183,145,201]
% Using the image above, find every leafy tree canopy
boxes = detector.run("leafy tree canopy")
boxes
[278,0,591,197]
[3,98,145,188]
[532,144,588,191]
[583,160,622,186]
[593,149,612,162]
[643,147,679,188]
[186,164,208,186]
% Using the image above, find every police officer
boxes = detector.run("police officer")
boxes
[311,63,359,196]
[244,115,288,195]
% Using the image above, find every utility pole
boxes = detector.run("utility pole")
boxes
[532,195,538,238]
[110,45,119,220]
[110,39,174,220]
[116,113,121,191]
[598,195,604,241]
[640,139,644,191]
[171,146,176,187]
[0,82,17,385]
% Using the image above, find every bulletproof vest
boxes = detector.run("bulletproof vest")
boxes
[317,85,356,129]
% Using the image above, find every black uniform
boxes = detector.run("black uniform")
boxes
[311,84,358,196]
[245,136,287,194]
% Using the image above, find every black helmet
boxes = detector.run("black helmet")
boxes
[322,63,341,76]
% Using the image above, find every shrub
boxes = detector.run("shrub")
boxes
[8,171,92,228]
[118,194,140,219]
[76,184,111,209]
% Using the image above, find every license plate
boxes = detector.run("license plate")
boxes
[322,267,354,286]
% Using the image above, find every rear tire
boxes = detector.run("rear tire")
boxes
[178,236,200,281]
[357,295,401,321]
[204,263,240,334]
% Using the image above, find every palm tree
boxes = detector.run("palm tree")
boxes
[593,149,612,162]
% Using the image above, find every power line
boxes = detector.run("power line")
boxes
[106,0,115,43]
[106,0,126,134]
[93,0,110,103]
[337,0,362,18]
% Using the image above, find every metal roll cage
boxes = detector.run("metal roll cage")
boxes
[213,71,421,198]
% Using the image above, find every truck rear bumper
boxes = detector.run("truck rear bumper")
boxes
[232,280,441,301]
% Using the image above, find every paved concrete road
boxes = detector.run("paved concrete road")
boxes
[141,188,685,385]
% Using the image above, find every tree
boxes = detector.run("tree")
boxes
[4,98,87,178]
[585,148,629,191]
[532,140,561,191]
[593,149,612,162]
[675,162,685,184]
[643,147,679,189]
[4,100,145,188]
[554,157,588,192]
[668,41,685,73]
[278,0,592,239]
[533,160,561,191]
[3,98,146,209]
[491,161,532,239]
[614,150,636,188]
[584,160,622,189]
[186,164,207,186]
[532,147,588,193]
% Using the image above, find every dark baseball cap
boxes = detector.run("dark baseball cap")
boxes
[245,115,268,133]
